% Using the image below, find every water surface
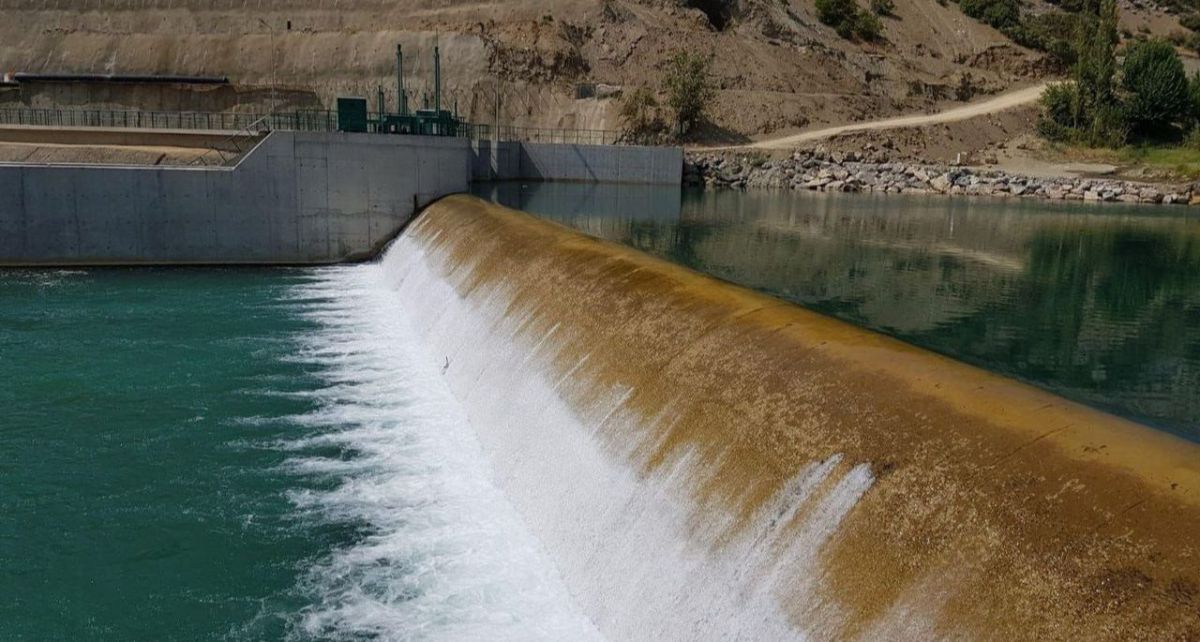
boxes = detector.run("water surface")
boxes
[478,183,1200,439]
[0,266,593,640]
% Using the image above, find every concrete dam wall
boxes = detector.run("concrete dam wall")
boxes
[471,141,683,185]
[0,131,469,265]
[381,194,1200,641]
[0,131,681,265]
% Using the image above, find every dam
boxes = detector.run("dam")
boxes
[3,136,1199,639]
[0,128,682,265]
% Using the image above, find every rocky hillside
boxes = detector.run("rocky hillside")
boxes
[0,0,1185,140]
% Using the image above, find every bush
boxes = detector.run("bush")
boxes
[1085,103,1129,147]
[1181,12,1200,31]
[817,0,859,36]
[1039,81,1082,130]
[618,84,665,144]
[662,51,715,136]
[960,0,1021,30]
[1121,39,1190,133]
[1187,71,1200,127]
[870,0,894,15]
[855,10,884,38]
[1184,125,1200,149]
[1009,11,1082,67]
[816,0,882,39]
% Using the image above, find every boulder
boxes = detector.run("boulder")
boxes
[930,173,954,193]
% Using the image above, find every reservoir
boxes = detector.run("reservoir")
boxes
[3,186,1198,639]
[0,267,598,640]
[479,183,1200,439]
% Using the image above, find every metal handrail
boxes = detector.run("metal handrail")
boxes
[0,107,626,145]
[187,115,271,167]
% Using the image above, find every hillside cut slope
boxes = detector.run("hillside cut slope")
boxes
[0,0,1047,137]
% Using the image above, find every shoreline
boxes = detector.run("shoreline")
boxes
[685,149,1199,205]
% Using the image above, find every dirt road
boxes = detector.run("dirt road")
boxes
[727,83,1049,150]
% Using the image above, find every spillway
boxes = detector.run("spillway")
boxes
[378,194,1200,641]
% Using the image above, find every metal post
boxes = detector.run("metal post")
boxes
[257,18,278,128]
[434,40,441,117]
[396,44,406,117]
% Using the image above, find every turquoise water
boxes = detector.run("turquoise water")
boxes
[0,266,594,640]
[478,183,1200,439]
[1,268,323,639]
[6,184,1200,639]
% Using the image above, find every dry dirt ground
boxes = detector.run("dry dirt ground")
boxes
[0,140,213,165]
[0,0,1190,149]
[0,126,253,165]
[0,0,1044,138]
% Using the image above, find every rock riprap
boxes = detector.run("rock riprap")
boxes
[685,150,1195,205]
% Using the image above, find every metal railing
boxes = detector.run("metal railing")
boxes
[0,107,625,145]
[0,108,339,132]
[473,124,622,146]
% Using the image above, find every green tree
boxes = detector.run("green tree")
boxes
[1074,0,1119,119]
[1120,39,1190,134]
[662,51,715,136]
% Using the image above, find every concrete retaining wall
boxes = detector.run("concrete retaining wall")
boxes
[471,140,681,185]
[0,130,469,265]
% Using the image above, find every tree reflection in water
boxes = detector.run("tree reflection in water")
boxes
[477,183,1200,439]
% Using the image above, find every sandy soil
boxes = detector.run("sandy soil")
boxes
[737,83,1048,150]
[0,140,222,165]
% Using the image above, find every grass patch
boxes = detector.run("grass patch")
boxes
[1046,143,1200,179]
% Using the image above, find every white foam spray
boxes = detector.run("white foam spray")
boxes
[278,266,602,642]
[379,229,877,640]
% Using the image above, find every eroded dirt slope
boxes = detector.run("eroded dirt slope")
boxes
[0,0,1052,137]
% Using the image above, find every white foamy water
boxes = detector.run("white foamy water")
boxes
[380,229,877,640]
[279,265,602,642]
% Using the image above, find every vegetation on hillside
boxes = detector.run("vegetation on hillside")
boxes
[1037,0,1200,150]
[618,50,715,143]
[954,0,1094,67]
[816,0,883,41]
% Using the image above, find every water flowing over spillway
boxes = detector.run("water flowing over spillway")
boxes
[281,267,602,640]
[365,195,1199,640]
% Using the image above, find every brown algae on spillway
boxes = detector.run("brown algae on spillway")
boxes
[399,194,1200,641]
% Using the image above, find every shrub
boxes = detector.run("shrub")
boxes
[854,10,884,38]
[1181,12,1200,31]
[1121,39,1190,133]
[1187,71,1200,127]
[1010,11,1082,68]
[817,0,860,36]
[1085,103,1129,147]
[1184,125,1200,149]
[662,51,715,136]
[956,73,977,101]
[1040,81,1082,129]
[618,84,665,144]
[870,0,895,15]
[960,0,1021,30]
[816,0,882,39]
